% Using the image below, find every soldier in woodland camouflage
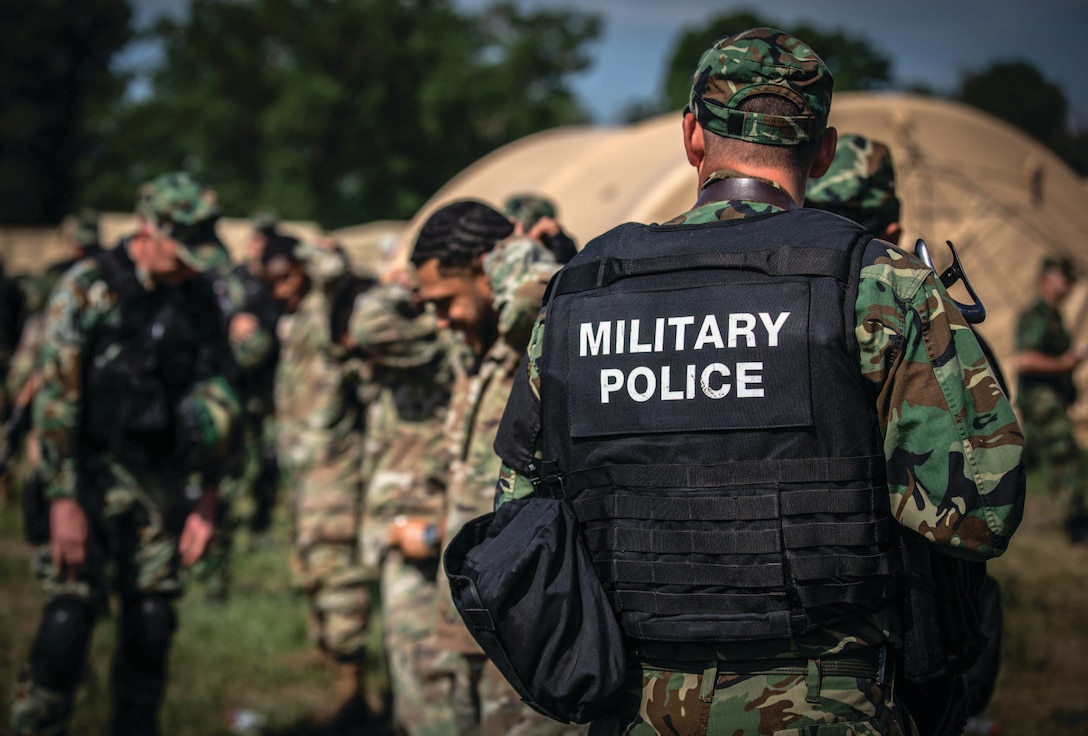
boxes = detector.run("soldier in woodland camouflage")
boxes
[1014,256,1088,541]
[11,172,240,736]
[490,28,1024,735]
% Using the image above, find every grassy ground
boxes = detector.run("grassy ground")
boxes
[0,494,390,736]
[1,474,1086,735]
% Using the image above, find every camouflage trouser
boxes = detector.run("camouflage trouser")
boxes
[12,465,189,736]
[1020,387,1087,517]
[599,655,916,736]
[292,541,373,659]
[381,551,457,736]
[447,655,588,736]
[292,451,372,659]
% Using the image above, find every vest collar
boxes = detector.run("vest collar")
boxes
[696,175,797,212]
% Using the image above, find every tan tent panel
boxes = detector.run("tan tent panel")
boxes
[406,92,1088,418]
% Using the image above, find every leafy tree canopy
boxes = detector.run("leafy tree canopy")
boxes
[0,0,132,224]
[957,60,1068,148]
[79,0,601,228]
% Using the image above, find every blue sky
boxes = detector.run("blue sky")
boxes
[127,0,1088,127]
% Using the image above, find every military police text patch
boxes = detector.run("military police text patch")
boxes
[566,282,813,437]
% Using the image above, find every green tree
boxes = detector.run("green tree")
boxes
[629,10,892,122]
[0,0,132,224]
[84,0,600,228]
[957,60,1067,148]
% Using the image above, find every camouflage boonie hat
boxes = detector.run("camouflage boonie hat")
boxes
[73,208,100,246]
[689,27,833,146]
[503,194,557,230]
[805,133,901,236]
[137,171,224,272]
[1042,256,1077,282]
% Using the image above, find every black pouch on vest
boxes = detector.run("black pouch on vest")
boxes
[443,496,628,724]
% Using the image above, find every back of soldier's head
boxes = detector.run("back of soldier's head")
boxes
[688,27,834,170]
[410,200,514,271]
[805,133,902,238]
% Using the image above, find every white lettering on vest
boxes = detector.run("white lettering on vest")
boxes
[695,315,724,350]
[596,362,768,403]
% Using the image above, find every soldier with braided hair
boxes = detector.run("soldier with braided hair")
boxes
[412,200,584,734]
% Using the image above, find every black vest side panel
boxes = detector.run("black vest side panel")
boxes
[540,209,900,643]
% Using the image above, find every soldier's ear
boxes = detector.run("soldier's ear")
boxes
[682,112,705,169]
[809,127,838,179]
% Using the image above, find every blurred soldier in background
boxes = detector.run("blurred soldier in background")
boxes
[353,278,461,735]
[503,193,578,264]
[5,208,102,416]
[10,172,240,736]
[272,233,385,719]
[411,200,581,735]
[805,133,901,242]
[1015,256,1088,542]
[245,210,280,280]
[190,227,283,602]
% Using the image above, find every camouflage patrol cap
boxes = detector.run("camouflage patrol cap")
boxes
[137,171,224,272]
[689,27,833,146]
[503,193,557,230]
[73,208,100,247]
[1041,256,1077,282]
[805,133,901,236]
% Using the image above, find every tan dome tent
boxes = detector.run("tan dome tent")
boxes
[406,92,1088,418]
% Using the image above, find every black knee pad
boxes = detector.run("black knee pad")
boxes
[119,595,177,672]
[30,597,97,691]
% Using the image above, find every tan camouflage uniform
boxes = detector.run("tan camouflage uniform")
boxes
[353,282,462,735]
[277,246,377,662]
[431,237,586,735]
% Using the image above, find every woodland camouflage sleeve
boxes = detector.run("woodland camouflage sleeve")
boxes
[32,263,104,500]
[857,241,1025,559]
[494,310,547,509]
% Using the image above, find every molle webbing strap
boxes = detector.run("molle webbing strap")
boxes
[583,526,781,556]
[550,246,852,299]
[695,177,798,211]
[617,590,790,617]
[561,456,884,495]
[574,491,780,522]
[605,560,785,588]
[782,518,894,548]
[617,576,898,618]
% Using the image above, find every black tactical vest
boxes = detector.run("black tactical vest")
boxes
[538,208,902,643]
[83,245,224,465]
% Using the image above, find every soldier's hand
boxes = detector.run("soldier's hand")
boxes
[230,313,259,342]
[179,490,218,566]
[388,515,442,560]
[528,216,562,241]
[49,497,89,579]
